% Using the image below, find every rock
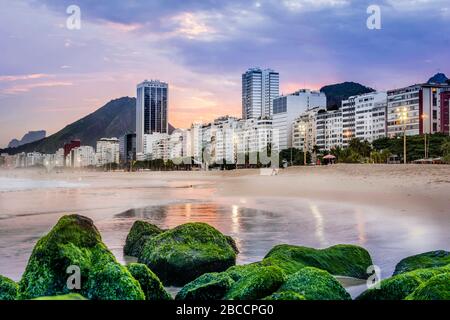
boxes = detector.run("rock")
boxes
[124,221,164,257]
[127,263,172,300]
[0,275,18,300]
[138,222,238,286]
[274,267,351,300]
[224,266,286,300]
[18,214,144,300]
[356,267,448,300]
[262,244,373,279]
[176,272,235,300]
[393,250,450,275]
[406,273,450,300]
[33,293,87,300]
[263,291,306,300]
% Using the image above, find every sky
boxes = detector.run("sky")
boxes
[0,0,449,147]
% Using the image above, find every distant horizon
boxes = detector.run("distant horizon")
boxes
[1,0,449,147]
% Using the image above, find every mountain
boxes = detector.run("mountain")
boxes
[8,130,46,148]
[320,82,375,110]
[427,73,448,84]
[1,96,176,155]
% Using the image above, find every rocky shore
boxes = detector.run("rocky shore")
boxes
[0,214,448,300]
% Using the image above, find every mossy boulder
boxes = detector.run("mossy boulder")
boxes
[357,267,447,300]
[33,293,87,300]
[263,291,306,300]
[18,214,145,300]
[262,244,373,279]
[224,266,286,300]
[0,275,18,300]
[176,272,235,300]
[393,250,450,275]
[124,221,164,257]
[273,267,351,300]
[127,263,172,300]
[138,223,238,286]
[405,273,450,300]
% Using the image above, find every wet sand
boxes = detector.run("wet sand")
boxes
[0,164,449,298]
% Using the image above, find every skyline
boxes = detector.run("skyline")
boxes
[1,1,450,147]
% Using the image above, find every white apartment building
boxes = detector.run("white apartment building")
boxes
[272,89,327,151]
[315,109,343,151]
[168,129,185,160]
[292,107,325,152]
[387,83,450,137]
[96,138,120,166]
[352,92,387,143]
[71,146,96,168]
[242,68,279,119]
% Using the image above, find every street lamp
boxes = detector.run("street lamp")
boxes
[421,114,429,159]
[396,107,408,164]
[299,123,307,166]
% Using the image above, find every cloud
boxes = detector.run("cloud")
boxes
[0,74,50,82]
[1,81,73,95]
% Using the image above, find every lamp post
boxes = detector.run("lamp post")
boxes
[299,123,307,166]
[421,114,428,159]
[397,107,408,164]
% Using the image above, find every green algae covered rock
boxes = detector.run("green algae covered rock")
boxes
[357,267,447,300]
[224,266,286,300]
[0,275,18,300]
[393,250,450,276]
[262,244,373,279]
[127,263,172,300]
[33,293,87,300]
[138,222,238,286]
[124,221,164,257]
[274,267,351,300]
[405,273,450,300]
[176,272,235,300]
[263,291,306,300]
[18,214,145,300]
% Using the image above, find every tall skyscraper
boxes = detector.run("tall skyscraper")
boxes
[136,80,169,154]
[242,68,279,119]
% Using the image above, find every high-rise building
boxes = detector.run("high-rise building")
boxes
[292,107,325,152]
[136,80,169,154]
[272,89,326,151]
[440,91,450,135]
[315,109,343,151]
[343,92,387,144]
[242,68,279,119]
[119,133,136,164]
[96,138,120,166]
[387,83,450,137]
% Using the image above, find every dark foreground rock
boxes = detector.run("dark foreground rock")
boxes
[262,244,373,279]
[357,266,449,300]
[393,250,450,275]
[0,275,18,300]
[176,272,235,300]
[18,214,145,300]
[268,267,351,300]
[127,263,172,300]
[124,221,164,257]
[137,222,238,286]
[33,293,87,300]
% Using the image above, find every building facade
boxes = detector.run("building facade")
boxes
[351,92,387,143]
[272,89,326,151]
[119,133,136,165]
[96,138,120,166]
[242,68,279,119]
[136,80,169,154]
[387,83,450,137]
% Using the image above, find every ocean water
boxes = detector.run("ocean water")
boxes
[0,177,87,192]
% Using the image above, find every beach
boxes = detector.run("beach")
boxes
[0,164,449,297]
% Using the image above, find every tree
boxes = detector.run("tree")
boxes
[441,138,450,163]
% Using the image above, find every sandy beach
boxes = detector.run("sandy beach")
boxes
[0,164,449,297]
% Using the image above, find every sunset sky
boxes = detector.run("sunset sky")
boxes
[0,0,449,147]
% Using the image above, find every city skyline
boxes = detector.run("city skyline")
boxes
[1,0,450,147]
